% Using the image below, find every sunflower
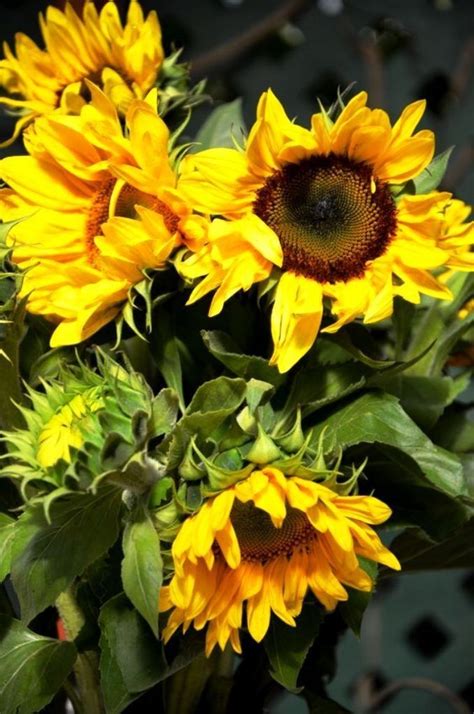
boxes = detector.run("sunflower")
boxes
[0,85,204,346]
[0,1,163,145]
[177,90,474,372]
[160,466,400,656]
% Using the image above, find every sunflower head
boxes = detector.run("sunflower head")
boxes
[177,89,474,372]
[0,84,207,347]
[0,1,202,146]
[1,351,179,503]
[159,465,400,656]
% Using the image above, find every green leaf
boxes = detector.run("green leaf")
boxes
[11,488,122,622]
[100,595,167,695]
[192,98,246,151]
[412,146,453,194]
[310,392,466,497]
[264,606,323,692]
[121,505,163,636]
[0,615,77,714]
[99,624,137,714]
[0,513,15,582]
[392,297,416,358]
[389,518,474,571]
[202,330,284,387]
[380,374,469,430]
[283,363,369,418]
[404,304,473,378]
[152,308,185,411]
[320,330,394,369]
[187,375,247,416]
[151,388,180,437]
[100,594,204,696]
[165,377,247,471]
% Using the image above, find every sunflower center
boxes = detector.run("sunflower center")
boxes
[85,180,179,264]
[230,501,315,563]
[253,153,397,283]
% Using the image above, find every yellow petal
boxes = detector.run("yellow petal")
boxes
[270,272,323,372]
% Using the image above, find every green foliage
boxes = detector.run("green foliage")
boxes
[412,146,454,193]
[264,605,323,692]
[389,517,474,570]
[121,504,163,636]
[10,488,122,622]
[99,593,206,709]
[0,615,77,714]
[202,330,284,386]
[0,513,15,582]
[309,392,466,497]
[191,98,246,151]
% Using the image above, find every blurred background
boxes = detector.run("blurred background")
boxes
[0,1,473,712]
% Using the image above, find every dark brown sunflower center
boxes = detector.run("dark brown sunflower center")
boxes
[85,180,179,264]
[253,153,397,283]
[230,501,315,563]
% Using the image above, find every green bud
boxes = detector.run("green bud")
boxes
[246,423,281,465]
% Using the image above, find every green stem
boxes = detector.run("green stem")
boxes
[165,654,214,714]
[56,589,105,714]
[0,304,24,431]
[205,645,235,714]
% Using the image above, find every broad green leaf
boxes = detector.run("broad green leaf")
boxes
[11,487,122,622]
[364,446,468,539]
[310,392,465,497]
[100,595,167,695]
[99,624,137,714]
[192,98,246,151]
[412,146,453,194]
[0,615,77,714]
[186,375,247,415]
[202,330,284,387]
[0,513,15,582]
[121,505,163,636]
[264,605,323,692]
[388,518,474,571]
[381,374,469,430]
[100,594,205,695]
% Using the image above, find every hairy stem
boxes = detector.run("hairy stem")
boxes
[56,589,105,714]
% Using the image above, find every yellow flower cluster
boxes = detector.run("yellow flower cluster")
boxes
[1,4,472,366]
[2,0,470,660]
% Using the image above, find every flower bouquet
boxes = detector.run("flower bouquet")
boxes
[0,2,472,713]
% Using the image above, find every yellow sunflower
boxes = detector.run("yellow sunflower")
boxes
[177,90,474,372]
[0,85,205,346]
[160,466,400,656]
[0,0,163,145]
